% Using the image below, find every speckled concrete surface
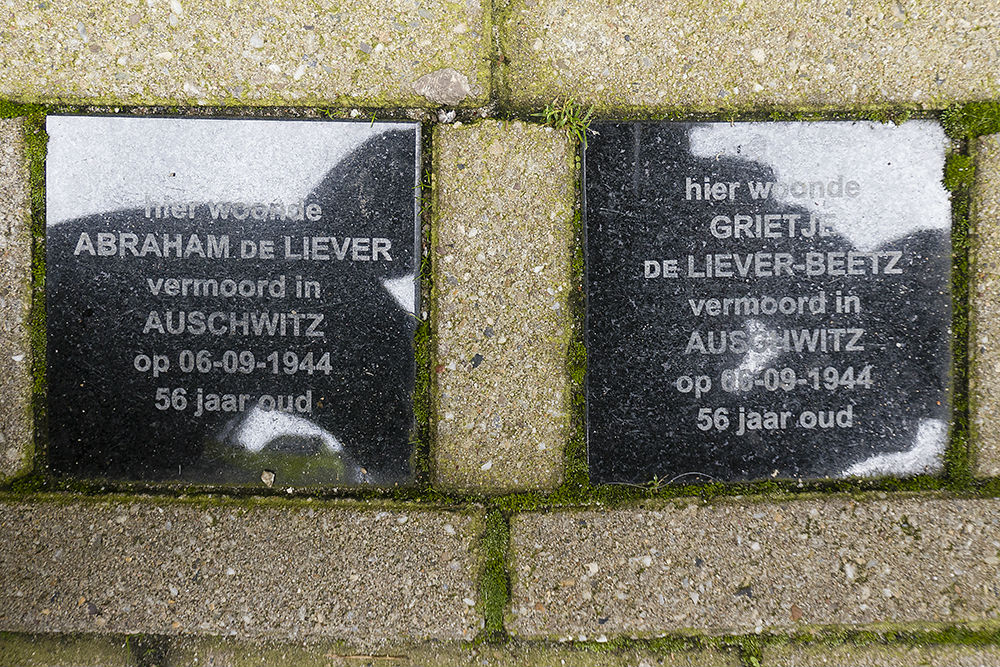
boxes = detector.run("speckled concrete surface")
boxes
[0,633,741,667]
[166,636,740,666]
[0,118,33,482]
[0,634,130,667]
[500,0,1000,110]
[431,120,575,492]
[0,0,489,107]
[0,498,482,648]
[765,641,1000,666]
[509,497,1000,637]
[971,134,1000,476]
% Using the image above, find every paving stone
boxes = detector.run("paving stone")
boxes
[0,118,33,482]
[509,497,1000,637]
[432,120,576,492]
[166,636,739,666]
[500,0,1000,110]
[971,134,1000,476]
[0,498,482,648]
[448,642,740,667]
[764,640,1000,666]
[0,633,130,667]
[0,1,489,107]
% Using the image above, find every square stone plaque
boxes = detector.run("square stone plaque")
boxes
[46,116,420,485]
[585,121,952,483]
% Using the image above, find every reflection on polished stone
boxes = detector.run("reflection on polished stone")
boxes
[585,121,952,483]
[46,116,420,485]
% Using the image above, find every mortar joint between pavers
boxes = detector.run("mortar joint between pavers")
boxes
[946,144,974,485]
[476,508,512,644]
[410,117,438,487]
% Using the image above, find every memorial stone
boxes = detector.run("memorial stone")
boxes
[585,121,952,483]
[46,116,420,485]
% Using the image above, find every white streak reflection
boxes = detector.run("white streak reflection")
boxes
[232,406,344,454]
[843,418,946,477]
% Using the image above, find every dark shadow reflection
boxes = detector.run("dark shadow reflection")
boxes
[586,123,950,483]
[47,128,418,485]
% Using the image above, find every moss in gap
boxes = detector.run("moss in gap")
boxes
[2,472,46,494]
[29,102,431,124]
[483,473,968,515]
[563,197,589,492]
[491,0,523,111]
[0,631,132,667]
[477,509,510,643]
[945,154,976,193]
[126,634,169,667]
[775,624,1000,651]
[11,470,996,508]
[525,625,1000,661]
[19,109,48,476]
[425,123,446,487]
[412,317,433,481]
[480,0,506,110]
[945,148,973,486]
[888,625,1000,647]
[949,101,1000,483]
[581,634,740,660]
[411,122,436,485]
[0,485,486,517]
[0,101,45,119]
[740,634,764,667]
[861,107,914,125]
[943,101,1000,142]
[1,457,980,506]
[503,103,932,125]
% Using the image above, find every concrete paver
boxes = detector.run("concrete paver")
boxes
[510,497,1000,637]
[0,118,33,482]
[0,1,490,107]
[971,133,1000,475]
[432,120,576,492]
[0,498,482,648]
[0,633,130,667]
[500,0,1000,110]
[167,636,740,666]
[765,640,1000,666]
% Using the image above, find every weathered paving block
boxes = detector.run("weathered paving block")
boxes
[0,118,33,482]
[0,498,481,647]
[166,636,740,666]
[764,640,1000,666]
[0,1,489,107]
[432,120,575,492]
[0,633,130,667]
[971,134,1000,476]
[510,497,1000,637]
[500,0,1000,109]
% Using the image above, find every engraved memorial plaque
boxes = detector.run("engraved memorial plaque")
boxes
[46,116,420,485]
[586,121,952,483]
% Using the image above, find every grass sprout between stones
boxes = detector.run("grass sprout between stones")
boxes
[533,98,594,147]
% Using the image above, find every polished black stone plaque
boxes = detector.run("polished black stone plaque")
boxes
[46,116,420,485]
[586,121,952,483]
